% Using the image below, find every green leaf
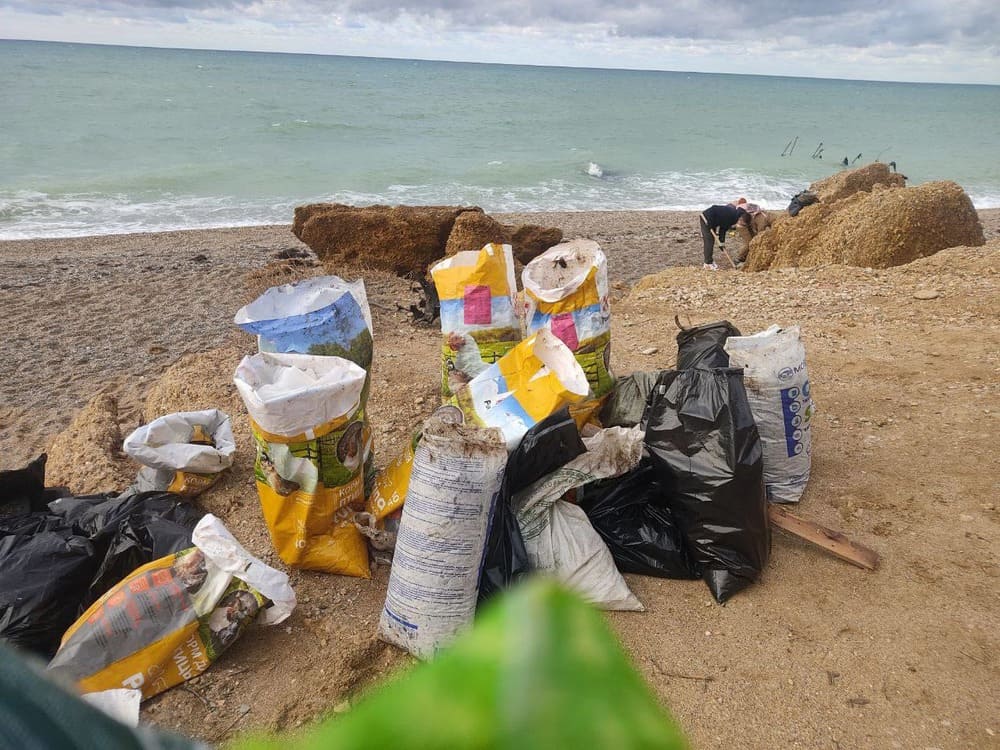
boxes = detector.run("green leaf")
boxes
[234,579,686,750]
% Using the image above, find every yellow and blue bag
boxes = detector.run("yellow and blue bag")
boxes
[522,240,613,425]
[430,243,521,401]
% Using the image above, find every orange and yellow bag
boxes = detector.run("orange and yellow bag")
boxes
[46,515,295,701]
[122,409,237,497]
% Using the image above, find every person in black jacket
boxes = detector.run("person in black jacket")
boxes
[699,203,747,269]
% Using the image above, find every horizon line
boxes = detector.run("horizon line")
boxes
[3,36,997,88]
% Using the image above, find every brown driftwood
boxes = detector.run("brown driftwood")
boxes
[768,505,880,570]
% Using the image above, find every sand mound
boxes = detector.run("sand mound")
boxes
[745,180,984,271]
[509,224,564,265]
[45,393,133,494]
[242,259,326,308]
[809,162,906,204]
[141,346,262,525]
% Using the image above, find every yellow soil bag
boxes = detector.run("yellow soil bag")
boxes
[46,515,295,701]
[234,352,372,576]
[522,239,614,426]
[430,243,521,400]
[122,409,237,497]
[367,436,416,522]
[370,330,587,520]
[451,327,589,450]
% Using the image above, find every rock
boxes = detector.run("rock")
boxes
[292,203,477,276]
[810,162,907,204]
[292,203,563,278]
[913,289,941,300]
[640,347,659,355]
[508,225,563,265]
[444,210,507,256]
[274,247,312,260]
[745,180,984,271]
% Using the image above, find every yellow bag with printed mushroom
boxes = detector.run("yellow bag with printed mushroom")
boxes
[234,352,372,577]
[366,404,466,521]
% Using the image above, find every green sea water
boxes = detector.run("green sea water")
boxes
[2,39,998,238]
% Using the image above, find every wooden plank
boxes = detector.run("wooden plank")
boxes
[768,504,880,571]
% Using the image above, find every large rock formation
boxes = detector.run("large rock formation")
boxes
[508,224,564,265]
[293,204,473,277]
[443,210,507,257]
[292,203,563,275]
[745,180,984,271]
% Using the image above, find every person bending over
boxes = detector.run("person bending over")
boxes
[699,203,747,270]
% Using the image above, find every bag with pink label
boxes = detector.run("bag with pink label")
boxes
[522,240,613,424]
[430,243,521,401]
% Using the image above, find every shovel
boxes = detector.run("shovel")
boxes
[702,225,736,270]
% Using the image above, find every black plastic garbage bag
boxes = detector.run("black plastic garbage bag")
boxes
[55,492,205,607]
[477,410,586,607]
[578,460,698,579]
[0,530,99,657]
[1,491,203,657]
[675,320,742,370]
[599,371,660,428]
[787,190,819,217]
[0,642,202,750]
[644,368,770,603]
[0,454,68,517]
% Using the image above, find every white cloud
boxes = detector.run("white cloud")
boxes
[0,0,997,83]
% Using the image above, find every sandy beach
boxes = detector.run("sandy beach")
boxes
[2,208,999,748]
[0,209,739,466]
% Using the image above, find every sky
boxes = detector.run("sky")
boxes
[1,0,998,84]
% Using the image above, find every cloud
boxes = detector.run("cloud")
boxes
[7,0,999,47]
[2,0,997,82]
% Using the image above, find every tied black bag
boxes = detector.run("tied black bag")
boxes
[675,319,742,370]
[578,460,698,580]
[643,368,770,603]
[477,409,586,608]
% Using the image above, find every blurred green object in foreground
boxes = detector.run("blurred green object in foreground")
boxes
[235,579,686,750]
[0,642,202,750]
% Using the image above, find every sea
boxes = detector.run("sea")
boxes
[2,39,999,240]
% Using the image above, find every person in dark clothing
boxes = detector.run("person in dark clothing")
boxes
[699,204,747,269]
